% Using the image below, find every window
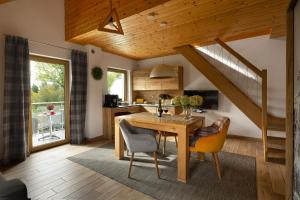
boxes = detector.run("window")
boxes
[107,68,127,101]
[29,55,70,151]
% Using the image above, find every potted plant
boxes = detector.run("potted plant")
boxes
[173,95,203,119]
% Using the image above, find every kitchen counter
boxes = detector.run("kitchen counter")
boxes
[102,106,142,140]
[133,103,178,107]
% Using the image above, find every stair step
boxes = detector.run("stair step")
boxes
[267,136,285,147]
[267,117,285,132]
[267,148,285,164]
[267,130,286,138]
[268,148,285,157]
[267,124,285,132]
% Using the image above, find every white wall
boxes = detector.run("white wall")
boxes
[0,0,83,161]
[0,0,136,161]
[137,35,286,138]
[294,1,300,199]
[85,45,135,139]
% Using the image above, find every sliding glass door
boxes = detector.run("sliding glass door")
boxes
[29,55,70,151]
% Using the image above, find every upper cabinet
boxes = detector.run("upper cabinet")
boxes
[132,66,183,91]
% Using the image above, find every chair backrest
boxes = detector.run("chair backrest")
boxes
[119,119,136,152]
[213,117,230,151]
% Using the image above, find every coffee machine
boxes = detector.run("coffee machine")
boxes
[104,94,119,107]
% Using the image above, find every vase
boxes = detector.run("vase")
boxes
[183,107,192,120]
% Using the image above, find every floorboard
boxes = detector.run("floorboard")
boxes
[1,138,285,200]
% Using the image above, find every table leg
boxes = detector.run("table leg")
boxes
[115,118,124,159]
[177,129,189,183]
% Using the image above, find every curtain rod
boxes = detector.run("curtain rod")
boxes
[1,33,86,52]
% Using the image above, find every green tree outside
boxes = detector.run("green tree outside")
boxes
[36,62,64,88]
[107,71,122,93]
[31,61,65,113]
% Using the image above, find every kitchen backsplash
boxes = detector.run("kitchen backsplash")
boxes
[132,90,183,104]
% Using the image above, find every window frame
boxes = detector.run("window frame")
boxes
[107,68,128,101]
[28,54,70,152]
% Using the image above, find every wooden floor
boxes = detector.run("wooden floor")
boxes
[0,137,285,200]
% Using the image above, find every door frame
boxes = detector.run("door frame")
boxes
[28,55,70,153]
[286,0,298,199]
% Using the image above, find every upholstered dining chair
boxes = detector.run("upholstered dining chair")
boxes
[189,117,230,180]
[119,119,160,178]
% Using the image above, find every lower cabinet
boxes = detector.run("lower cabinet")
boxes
[102,106,142,140]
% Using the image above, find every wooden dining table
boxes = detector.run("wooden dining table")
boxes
[114,112,205,183]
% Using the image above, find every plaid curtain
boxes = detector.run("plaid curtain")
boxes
[70,50,87,144]
[2,36,30,165]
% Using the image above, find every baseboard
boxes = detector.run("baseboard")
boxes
[227,134,262,142]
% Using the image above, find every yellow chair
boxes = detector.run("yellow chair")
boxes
[189,117,230,180]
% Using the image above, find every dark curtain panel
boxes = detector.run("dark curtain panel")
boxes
[2,36,30,165]
[70,50,87,144]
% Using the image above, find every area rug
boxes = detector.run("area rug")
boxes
[68,142,256,200]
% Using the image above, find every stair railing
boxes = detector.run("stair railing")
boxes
[198,38,268,161]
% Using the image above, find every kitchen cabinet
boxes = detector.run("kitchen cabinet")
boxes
[132,66,183,91]
[103,106,142,140]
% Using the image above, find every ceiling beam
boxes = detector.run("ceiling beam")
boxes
[65,0,171,40]
[0,0,14,4]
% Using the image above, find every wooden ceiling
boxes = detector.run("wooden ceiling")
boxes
[0,0,14,4]
[65,0,289,60]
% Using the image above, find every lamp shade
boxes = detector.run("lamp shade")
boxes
[149,64,177,79]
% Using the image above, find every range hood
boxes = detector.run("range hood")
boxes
[149,64,177,79]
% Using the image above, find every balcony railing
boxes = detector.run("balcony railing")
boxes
[31,101,64,133]
[31,101,65,147]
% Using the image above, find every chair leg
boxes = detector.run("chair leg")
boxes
[163,134,167,155]
[153,152,160,178]
[175,135,178,148]
[158,131,162,147]
[212,152,222,180]
[128,152,135,178]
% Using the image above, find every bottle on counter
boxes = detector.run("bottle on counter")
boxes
[157,99,163,117]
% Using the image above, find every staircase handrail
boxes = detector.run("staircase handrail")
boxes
[215,38,264,78]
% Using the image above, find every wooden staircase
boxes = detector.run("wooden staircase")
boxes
[175,40,286,164]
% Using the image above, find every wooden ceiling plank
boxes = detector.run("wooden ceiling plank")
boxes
[66,0,289,59]
[65,0,170,40]
[96,0,286,42]
[98,1,286,47]
[0,0,14,4]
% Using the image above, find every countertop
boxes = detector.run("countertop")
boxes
[131,103,179,107]
[103,104,179,108]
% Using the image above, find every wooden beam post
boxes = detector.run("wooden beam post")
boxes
[286,0,297,199]
[261,69,268,162]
